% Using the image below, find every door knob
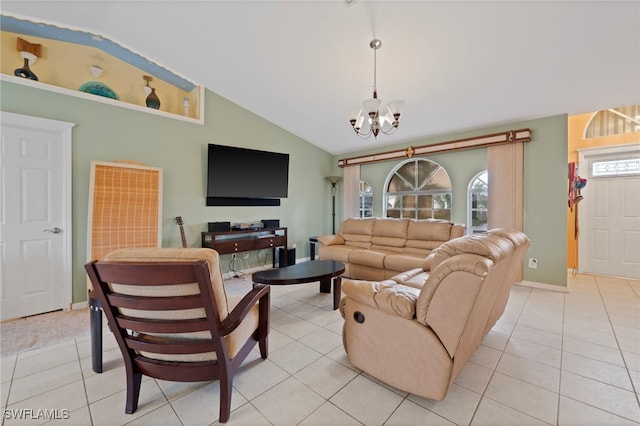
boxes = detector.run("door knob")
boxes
[44,227,62,234]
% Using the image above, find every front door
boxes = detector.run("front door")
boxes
[0,112,74,320]
[579,145,640,279]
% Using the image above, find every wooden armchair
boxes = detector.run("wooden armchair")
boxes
[84,248,270,423]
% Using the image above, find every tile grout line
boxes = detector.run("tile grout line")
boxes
[467,285,533,425]
[593,275,640,412]
[0,355,18,426]
[74,337,95,426]
[560,276,640,423]
[556,281,568,426]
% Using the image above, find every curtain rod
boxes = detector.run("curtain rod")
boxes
[338,128,532,167]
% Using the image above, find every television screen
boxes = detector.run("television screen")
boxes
[207,144,289,205]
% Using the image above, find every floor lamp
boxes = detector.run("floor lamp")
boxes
[325,176,342,234]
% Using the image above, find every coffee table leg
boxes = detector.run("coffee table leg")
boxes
[319,277,331,293]
[332,276,342,310]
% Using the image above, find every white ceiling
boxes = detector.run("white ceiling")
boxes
[2,1,639,155]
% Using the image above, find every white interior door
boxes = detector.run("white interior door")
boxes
[0,112,74,320]
[579,145,640,279]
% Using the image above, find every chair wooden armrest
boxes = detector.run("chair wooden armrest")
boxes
[221,284,270,335]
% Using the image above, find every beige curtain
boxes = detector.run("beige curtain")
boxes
[343,165,360,221]
[488,143,524,280]
[488,143,524,230]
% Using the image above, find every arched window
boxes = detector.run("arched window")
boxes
[585,104,640,138]
[359,181,373,218]
[384,158,452,220]
[467,170,488,234]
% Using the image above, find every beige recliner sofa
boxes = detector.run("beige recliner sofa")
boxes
[317,217,465,281]
[339,229,529,400]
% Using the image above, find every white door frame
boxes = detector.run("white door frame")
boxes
[1,111,74,311]
[578,143,640,277]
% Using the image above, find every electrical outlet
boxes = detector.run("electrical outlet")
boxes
[528,258,538,269]
[232,253,237,262]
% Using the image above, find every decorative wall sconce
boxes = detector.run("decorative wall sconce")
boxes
[90,65,103,78]
[142,75,161,109]
[143,75,152,96]
[14,37,42,81]
[89,53,104,78]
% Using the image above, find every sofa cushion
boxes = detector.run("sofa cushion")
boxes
[340,218,375,245]
[371,218,409,248]
[407,220,453,241]
[349,249,387,269]
[384,253,426,273]
[404,241,443,252]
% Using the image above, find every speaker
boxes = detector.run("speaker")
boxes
[278,247,296,268]
[261,219,280,229]
[208,221,230,232]
[207,197,280,206]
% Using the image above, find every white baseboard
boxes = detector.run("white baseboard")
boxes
[515,280,569,293]
[70,301,88,310]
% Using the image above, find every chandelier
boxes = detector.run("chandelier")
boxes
[348,39,405,139]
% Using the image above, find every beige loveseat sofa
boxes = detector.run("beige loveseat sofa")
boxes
[339,229,529,400]
[317,217,465,281]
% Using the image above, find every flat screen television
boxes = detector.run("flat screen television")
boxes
[206,144,289,206]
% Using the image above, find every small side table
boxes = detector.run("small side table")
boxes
[309,236,318,260]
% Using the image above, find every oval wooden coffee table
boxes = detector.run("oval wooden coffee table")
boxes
[251,260,345,310]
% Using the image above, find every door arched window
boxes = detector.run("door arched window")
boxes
[359,181,373,218]
[467,171,488,234]
[383,159,452,220]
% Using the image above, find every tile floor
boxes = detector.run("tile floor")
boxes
[1,273,639,425]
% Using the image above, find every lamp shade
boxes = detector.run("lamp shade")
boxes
[347,107,362,121]
[362,97,382,115]
[387,100,405,116]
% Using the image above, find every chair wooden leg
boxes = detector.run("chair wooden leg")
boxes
[219,374,232,423]
[258,290,270,359]
[259,334,268,359]
[125,371,142,414]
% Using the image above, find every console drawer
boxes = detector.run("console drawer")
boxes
[213,239,254,254]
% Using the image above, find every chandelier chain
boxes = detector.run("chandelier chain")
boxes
[372,45,377,96]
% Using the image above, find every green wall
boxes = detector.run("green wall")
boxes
[332,115,568,287]
[1,79,568,306]
[1,80,336,304]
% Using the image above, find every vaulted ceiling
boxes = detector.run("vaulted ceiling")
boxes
[2,1,638,155]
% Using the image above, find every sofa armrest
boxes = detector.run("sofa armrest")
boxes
[415,253,493,357]
[389,268,429,289]
[342,279,419,319]
[317,234,345,246]
[389,268,424,283]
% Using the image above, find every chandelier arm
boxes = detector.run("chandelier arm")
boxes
[380,125,400,136]
[354,127,373,139]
